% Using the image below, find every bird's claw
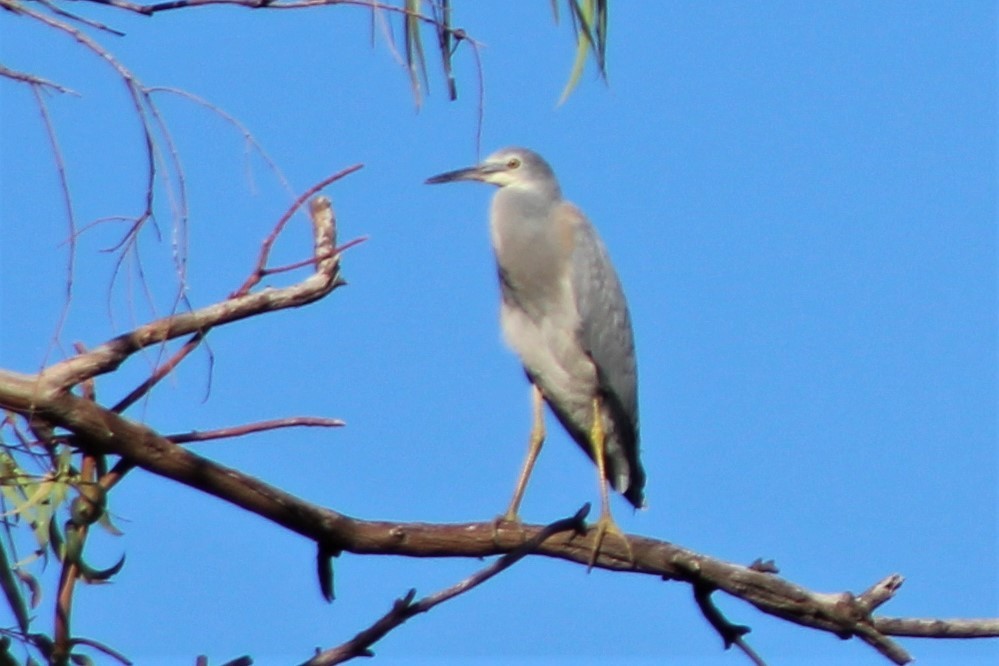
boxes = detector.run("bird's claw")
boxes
[587,514,634,572]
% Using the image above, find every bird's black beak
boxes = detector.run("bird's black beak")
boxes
[425,166,478,184]
[425,162,505,185]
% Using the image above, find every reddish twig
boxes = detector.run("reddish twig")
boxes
[167,417,346,444]
[5,0,193,339]
[111,331,209,414]
[260,236,369,278]
[53,453,100,666]
[88,195,342,491]
[147,86,296,200]
[9,0,160,240]
[232,166,362,298]
[38,194,341,390]
[32,85,77,367]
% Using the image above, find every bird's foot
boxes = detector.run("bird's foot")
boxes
[587,513,634,572]
[491,511,526,545]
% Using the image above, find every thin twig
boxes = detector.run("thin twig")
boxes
[39,185,345,390]
[0,65,78,94]
[147,86,296,200]
[106,0,485,45]
[33,0,127,36]
[167,417,346,444]
[303,505,589,665]
[32,85,77,369]
[466,34,485,157]
[232,165,361,298]
[111,331,208,414]
[260,236,369,278]
[7,0,183,335]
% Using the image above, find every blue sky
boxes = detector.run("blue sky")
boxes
[0,2,996,665]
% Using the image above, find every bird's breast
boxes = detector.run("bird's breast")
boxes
[489,192,597,399]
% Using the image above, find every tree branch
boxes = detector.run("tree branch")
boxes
[303,506,589,665]
[166,417,346,444]
[0,65,78,95]
[2,363,996,663]
[35,187,347,391]
[874,617,999,638]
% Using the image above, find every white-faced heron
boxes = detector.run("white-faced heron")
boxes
[426,147,645,564]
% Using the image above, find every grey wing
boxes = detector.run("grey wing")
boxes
[562,203,645,505]
[566,206,639,428]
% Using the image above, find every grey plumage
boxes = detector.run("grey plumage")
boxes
[426,147,645,510]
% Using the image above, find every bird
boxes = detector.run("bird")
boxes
[426,147,644,566]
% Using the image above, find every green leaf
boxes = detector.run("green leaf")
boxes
[97,510,125,537]
[432,0,457,100]
[15,568,41,609]
[404,0,430,106]
[558,0,610,105]
[48,517,65,561]
[0,540,29,633]
[77,551,126,583]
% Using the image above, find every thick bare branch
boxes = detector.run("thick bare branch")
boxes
[304,507,589,665]
[1,363,996,664]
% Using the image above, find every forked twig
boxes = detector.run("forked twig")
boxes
[232,165,363,298]
[303,505,590,665]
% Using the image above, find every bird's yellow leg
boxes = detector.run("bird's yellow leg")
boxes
[588,396,634,570]
[501,383,546,523]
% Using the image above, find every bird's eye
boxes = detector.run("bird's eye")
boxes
[507,158,521,169]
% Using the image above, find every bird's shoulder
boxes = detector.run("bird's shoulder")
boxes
[555,200,635,368]
[551,201,598,258]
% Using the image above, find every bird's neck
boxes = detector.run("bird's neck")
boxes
[491,186,560,230]
[489,187,567,291]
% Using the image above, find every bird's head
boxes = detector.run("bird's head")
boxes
[426,147,560,196]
